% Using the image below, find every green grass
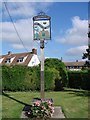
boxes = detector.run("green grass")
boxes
[2,88,89,118]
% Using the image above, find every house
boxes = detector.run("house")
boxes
[64,60,85,70]
[0,48,40,67]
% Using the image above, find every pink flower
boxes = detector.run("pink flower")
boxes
[31,99,54,118]
[49,101,52,105]
[34,101,40,106]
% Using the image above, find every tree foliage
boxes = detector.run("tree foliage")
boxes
[45,58,68,87]
[82,24,90,68]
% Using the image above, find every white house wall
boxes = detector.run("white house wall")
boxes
[11,57,15,63]
[28,54,40,67]
[0,58,4,63]
[23,55,28,62]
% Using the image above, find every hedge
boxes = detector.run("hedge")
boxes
[2,65,89,91]
[67,70,89,90]
[2,65,61,91]
[2,65,27,91]
[45,58,68,87]
[2,58,68,91]
[45,67,60,91]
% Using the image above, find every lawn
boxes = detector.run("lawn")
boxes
[2,88,89,118]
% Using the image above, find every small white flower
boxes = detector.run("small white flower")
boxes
[28,112,31,114]
[36,110,38,113]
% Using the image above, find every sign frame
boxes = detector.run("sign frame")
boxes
[33,12,51,40]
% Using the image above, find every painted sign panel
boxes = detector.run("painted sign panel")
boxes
[33,20,51,40]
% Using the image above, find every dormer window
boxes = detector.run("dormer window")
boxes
[17,57,24,63]
[5,58,11,63]
[32,61,35,65]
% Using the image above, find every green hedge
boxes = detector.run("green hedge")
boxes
[2,58,68,91]
[67,70,89,90]
[45,67,60,91]
[45,58,68,87]
[2,65,88,91]
[2,65,61,91]
[2,65,27,91]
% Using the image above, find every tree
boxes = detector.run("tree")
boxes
[45,58,68,89]
[82,24,90,69]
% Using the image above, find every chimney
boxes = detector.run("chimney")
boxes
[8,51,12,55]
[32,48,37,55]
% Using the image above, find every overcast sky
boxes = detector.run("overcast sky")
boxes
[1,1,89,61]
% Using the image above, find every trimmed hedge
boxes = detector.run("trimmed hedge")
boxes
[45,67,60,91]
[67,70,89,90]
[2,65,27,91]
[2,65,89,91]
[2,59,68,91]
[2,65,61,91]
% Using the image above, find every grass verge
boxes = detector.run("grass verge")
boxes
[2,88,89,118]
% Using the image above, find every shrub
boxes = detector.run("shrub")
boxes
[25,99,54,119]
[45,58,68,88]
[45,67,60,91]
[2,65,58,91]
[24,66,40,91]
[2,65,27,91]
[2,58,68,91]
[67,70,88,90]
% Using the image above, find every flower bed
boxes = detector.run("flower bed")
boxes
[25,98,54,119]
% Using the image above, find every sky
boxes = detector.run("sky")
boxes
[0,1,89,62]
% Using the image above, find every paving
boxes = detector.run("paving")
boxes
[21,106,65,119]
[52,107,65,118]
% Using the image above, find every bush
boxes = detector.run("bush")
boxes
[2,65,27,91]
[45,67,60,91]
[2,65,61,91]
[45,58,68,88]
[67,70,88,90]
[2,58,68,91]
[24,66,40,91]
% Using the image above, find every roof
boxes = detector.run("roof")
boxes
[0,49,37,66]
[64,61,85,67]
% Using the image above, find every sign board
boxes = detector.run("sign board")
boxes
[33,13,51,40]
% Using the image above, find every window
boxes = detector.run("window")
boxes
[32,61,35,64]
[5,58,11,63]
[70,66,73,69]
[17,57,24,63]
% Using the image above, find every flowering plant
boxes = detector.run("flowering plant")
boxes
[25,99,54,119]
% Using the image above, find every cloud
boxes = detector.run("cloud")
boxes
[5,19,37,50]
[2,19,33,40]
[2,2,36,20]
[1,2,52,50]
[12,44,24,49]
[57,16,88,46]
[66,45,88,56]
[1,18,36,50]
[2,2,52,21]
